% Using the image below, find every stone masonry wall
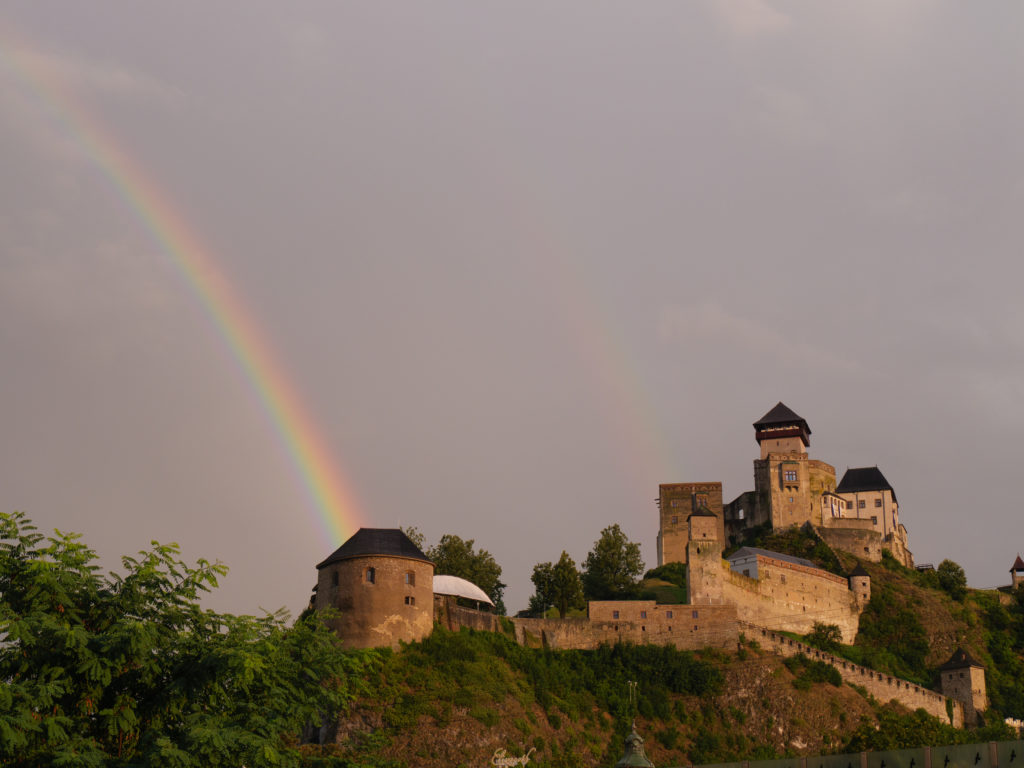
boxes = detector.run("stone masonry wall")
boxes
[817,522,883,563]
[743,622,964,728]
[511,603,738,651]
[723,556,861,643]
[433,595,497,633]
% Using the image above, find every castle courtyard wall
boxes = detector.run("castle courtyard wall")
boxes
[723,555,861,643]
[511,603,738,651]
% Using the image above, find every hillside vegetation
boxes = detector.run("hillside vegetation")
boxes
[311,530,1024,768]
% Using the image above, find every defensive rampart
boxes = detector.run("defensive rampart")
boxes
[741,622,963,728]
[817,521,883,562]
[723,556,861,643]
[510,603,738,651]
[433,595,497,633]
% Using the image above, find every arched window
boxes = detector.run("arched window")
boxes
[365,567,375,584]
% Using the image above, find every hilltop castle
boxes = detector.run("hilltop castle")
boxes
[657,403,914,570]
[314,403,994,728]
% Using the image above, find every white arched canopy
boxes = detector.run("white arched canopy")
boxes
[432,575,494,606]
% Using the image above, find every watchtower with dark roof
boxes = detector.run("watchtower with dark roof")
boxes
[314,528,435,650]
[1011,555,1024,590]
[748,402,839,532]
[754,401,811,459]
[938,648,987,724]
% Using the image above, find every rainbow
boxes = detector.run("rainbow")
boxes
[0,29,364,545]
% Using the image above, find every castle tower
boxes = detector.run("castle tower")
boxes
[315,528,435,649]
[752,402,836,530]
[1011,555,1024,590]
[656,482,723,566]
[848,563,871,608]
[939,648,987,725]
[686,508,724,605]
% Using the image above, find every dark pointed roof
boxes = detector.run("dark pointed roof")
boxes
[753,402,811,446]
[938,647,984,671]
[1011,555,1024,573]
[836,467,897,503]
[316,528,432,569]
[849,563,870,579]
[754,402,810,431]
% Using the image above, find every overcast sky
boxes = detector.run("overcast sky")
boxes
[2,2,1023,616]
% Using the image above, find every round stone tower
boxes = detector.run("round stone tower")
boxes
[315,528,434,650]
[848,563,871,608]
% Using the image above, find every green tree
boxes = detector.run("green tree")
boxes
[529,551,585,618]
[805,622,842,653]
[427,534,506,614]
[937,559,968,602]
[582,524,645,601]
[0,511,372,768]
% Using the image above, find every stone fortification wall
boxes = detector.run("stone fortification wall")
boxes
[724,556,861,643]
[817,521,883,562]
[433,595,497,633]
[743,622,964,728]
[511,603,738,651]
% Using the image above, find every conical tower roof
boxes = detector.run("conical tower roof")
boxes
[1011,554,1024,573]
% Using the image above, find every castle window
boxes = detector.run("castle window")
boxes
[784,470,797,483]
[404,595,416,606]
[874,499,882,508]
[365,567,375,584]
[640,611,647,619]
[846,501,853,510]
[858,500,866,509]
[696,494,708,508]
[331,571,339,587]
[871,516,878,525]
[671,516,678,524]
[404,571,415,586]
[642,626,646,632]
[692,610,699,619]
[666,611,673,619]
[613,611,620,619]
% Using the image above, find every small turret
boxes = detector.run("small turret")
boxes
[848,563,871,608]
[615,722,655,768]
[1010,555,1024,590]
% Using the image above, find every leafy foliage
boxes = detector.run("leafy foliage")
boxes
[805,622,842,654]
[331,627,724,767]
[581,525,645,601]
[0,511,373,768]
[426,534,507,615]
[529,552,585,618]
[937,559,968,602]
[850,583,930,684]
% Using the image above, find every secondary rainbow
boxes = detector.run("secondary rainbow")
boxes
[0,30,364,545]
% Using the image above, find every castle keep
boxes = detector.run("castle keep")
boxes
[658,403,914,569]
